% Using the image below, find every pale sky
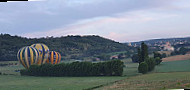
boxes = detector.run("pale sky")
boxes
[0,0,190,42]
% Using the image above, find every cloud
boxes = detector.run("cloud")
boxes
[1,0,190,42]
[23,9,181,42]
[0,0,176,34]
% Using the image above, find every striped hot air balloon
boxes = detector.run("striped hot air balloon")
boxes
[17,46,39,69]
[47,51,61,64]
[57,52,61,63]
[31,43,49,65]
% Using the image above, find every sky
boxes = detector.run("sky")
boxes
[0,0,190,42]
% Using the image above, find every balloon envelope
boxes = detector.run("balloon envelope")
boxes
[17,46,39,69]
[31,43,49,65]
[47,51,61,64]
[57,52,61,63]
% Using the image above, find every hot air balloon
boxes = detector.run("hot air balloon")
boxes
[31,43,49,65]
[17,46,39,69]
[57,52,61,63]
[46,51,61,64]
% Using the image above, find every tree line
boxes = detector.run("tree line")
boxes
[171,47,190,56]
[20,60,124,76]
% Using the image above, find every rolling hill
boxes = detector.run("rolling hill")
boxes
[0,34,134,61]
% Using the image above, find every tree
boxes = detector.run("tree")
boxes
[20,60,124,76]
[98,54,111,61]
[0,34,134,61]
[131,54,139,63]
[145,58,155,71]
[118,53,125,59]
[179,47,188,55]
[171,51,176,56]
[161,53,167,58]
[155,57,162,65]
[138,62,148,74]
[137,48,141,63]
[141,42,149,62]
[153,52,162,59]
[0,50,2,57]
[138,42,149,64]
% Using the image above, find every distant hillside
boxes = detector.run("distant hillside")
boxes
[129,37,190,46]
[0,34,134,61]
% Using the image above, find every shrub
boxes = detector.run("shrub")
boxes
[131,54,139,63]
[28,64,41,76]
[145,58,155,71]
[20,69,29,76]
[161,53,167,58]
[138,62,148,74]
[155,57,162,65]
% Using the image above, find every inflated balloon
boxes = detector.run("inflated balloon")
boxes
[57,52,61,63]
[31,43,49,65]
[46,51,61,64]
[17,46,39,69]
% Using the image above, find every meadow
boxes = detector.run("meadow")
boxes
[0,59,190,90]
[101,59,190,89]
[0,75,127,90]
[0,60,131,90]
[101,72,190,90]
[154,60,190,73]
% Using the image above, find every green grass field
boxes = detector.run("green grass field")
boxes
[0,61,23,75]
[101,72,190,90]
[0,59,137,90]
[154,60,190,73]
[0,75,127,90]
[100,60,190,89]
[1,59,190,90]
[123,61,140,77]
[0,60,131,90]
[0,65,23,75]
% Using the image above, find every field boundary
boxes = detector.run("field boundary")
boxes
[84,79,125,90]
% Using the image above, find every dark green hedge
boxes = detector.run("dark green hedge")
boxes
[20,60,124,76]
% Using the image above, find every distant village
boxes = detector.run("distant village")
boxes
[99,39,190,62]
[129,39,190,52]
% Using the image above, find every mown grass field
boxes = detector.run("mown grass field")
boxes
[101,72,190,90]
[0,60,132,90]
[154,60,190,73]
[122,59,140,77]
[1,59,190,90]
[100,59,190,90]
[0,61,23,75]
[0,75,127,90]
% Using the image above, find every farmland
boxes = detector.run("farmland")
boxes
[0,75,127,90]
[154,60,190,73]
[101,72,190,90]
[0,60,131,90]
[162,54,190,62]
[101,60,190,90]
[1,59,190,89]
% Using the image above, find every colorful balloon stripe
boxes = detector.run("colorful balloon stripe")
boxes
[47,51,61,64]
[17,46,39,69]
[31,43,49,65]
